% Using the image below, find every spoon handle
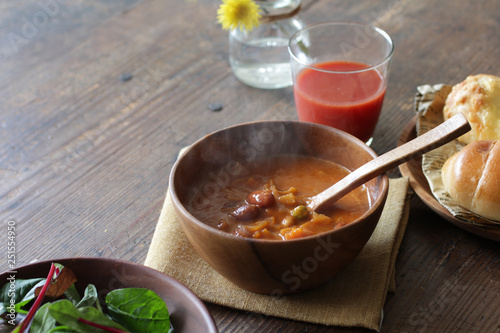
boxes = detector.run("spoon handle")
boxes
[308,113,471,212]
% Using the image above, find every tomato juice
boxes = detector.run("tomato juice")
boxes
[293,60,386,143]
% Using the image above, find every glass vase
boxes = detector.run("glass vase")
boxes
[229,0,304,89]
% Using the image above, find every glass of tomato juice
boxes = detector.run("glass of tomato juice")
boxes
[288,21,394,145]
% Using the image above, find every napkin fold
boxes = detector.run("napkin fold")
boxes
[145,177,410,331]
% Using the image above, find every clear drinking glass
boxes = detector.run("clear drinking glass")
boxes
[229,0,304,89]
[288,21,394,144]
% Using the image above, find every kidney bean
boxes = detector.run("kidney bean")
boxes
[246,190,275,208]
[230,204,259,221]
[217,219,229,231]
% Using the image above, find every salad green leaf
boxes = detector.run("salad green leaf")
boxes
[75,284,100,311]
[48,300,129,332]
[47,327,76,332]
[106,288,172,333]
[29,303,56,333]
[0,278,44,315]
[63,284,81,306]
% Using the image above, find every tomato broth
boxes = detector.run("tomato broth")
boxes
[188,155,372,241]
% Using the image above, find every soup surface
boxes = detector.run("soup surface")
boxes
[188,155,372,240]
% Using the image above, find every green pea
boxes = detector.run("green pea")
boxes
[291,205,309,220]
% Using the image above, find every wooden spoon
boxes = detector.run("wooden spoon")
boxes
[307,113,471,212]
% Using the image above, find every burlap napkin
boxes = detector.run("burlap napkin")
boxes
[145,177,410,331]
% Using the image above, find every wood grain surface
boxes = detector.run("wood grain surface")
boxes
[1,0,499,332]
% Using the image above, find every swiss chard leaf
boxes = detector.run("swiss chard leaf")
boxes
[63,284,81,306]
[30,302,57,333]
[75,284,99,311]
[47,327,77,332]
[0,278,44,315]
[105,288,171,333]
[48,299,129,333]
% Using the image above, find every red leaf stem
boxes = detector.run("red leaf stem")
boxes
[77,318,129,333]
[17,263,57,333]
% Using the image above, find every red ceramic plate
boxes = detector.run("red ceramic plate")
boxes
[0,257,218,332]
[398,117,500,242]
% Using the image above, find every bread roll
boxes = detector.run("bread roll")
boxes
[443,74,500,144]
[441,140,500,221]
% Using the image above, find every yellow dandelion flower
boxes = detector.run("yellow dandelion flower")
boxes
[217,0,261,32]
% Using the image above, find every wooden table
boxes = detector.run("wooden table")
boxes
[1,0,499,331]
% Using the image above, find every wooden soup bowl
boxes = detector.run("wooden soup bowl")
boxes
[169,121,389,295]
